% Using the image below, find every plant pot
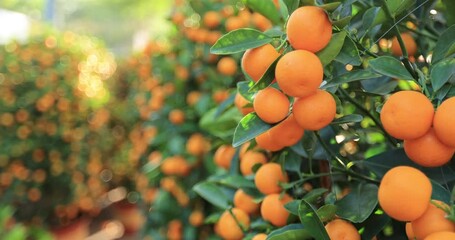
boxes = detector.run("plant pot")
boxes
[51,218,90,240]
[112,201,146,235]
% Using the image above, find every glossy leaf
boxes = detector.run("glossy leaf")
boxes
[317,31,347,66]
[211,28,273,55]
[369,56,414,80]
[331,114,363,125]
[332,16,352,29]
[237,81,255,101]
[319,2,341,12]
[249,56,280,92]
[267,224,312,240]
[372,0,416,26]
[432,24,455,64]
[430,58,455,92]
[431,180,452,204]
[335,183,378,223]
[193,182,230,209]
[298,200,330,240]
[361,210,391,240]
[335,36,361,66]
[303,188,329,204]
[243,0,281,25]
[216,175,256,189]
[317,204,337,222]
[322,70,381,88]
[232,113,271,148]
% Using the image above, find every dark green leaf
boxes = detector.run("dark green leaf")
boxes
[369,56,414,80]
[215,93,236,117]
[211,28,273,55]
[317,204,337,222]
[431,24,455,64]
[332,16,352,29]
[243,0,281,25]
[199,107,242,139]
[372,0,416,26]
[335,36,361,66]
[216,175,256,189]
[431,180,452,204]
[204,212,222,224]
[267,224,312,240]
[249,57,280,92]
[335,183,378,223]
[323,70,382,88]
[238,81,255,101]
[361,210,390,240]
[285,200,300,216]
[431,58,455,92]
[331,114,363,125]
[318,2,341,12]
[193,182,230,209]
[303,188,329,204]
[317,31,347,66]
[298,200,330,240]
[233,113,271,148]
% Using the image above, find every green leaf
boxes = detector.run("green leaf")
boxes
[317,31,347,66]
[431,180,452,204]
[216,175,256,189]
[431,23,455,64]
[238,81,255,101]
[193,182,230,209]
[318,2,341,12]
[199,107,242,139]
[211,28,273,55]
[322,70,382,88]
[233,113,271,148]
[361,210,391,240]
[372,0,416,26]
[369,56,414,80]
[430,58,455,92]
[335,36,361,66]
[317,204,337,222]
[298,200,331,240]
[331,114,363,125]
[267,224,312,240]
[332,16,352,29]
[335,183,378,223]
[243,0,281,25]
[285,200,300,216]
[204,212,222,224]
[249,57,280,92]
[303,188,329,204]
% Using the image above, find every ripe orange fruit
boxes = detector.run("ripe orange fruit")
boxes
[240,150,268,176]
[404,128,455,167]
[293,89,336,130]
[252,13,272,31]
[275,50,323,97]
[160,156,191,176]
[206,31,222,45]
[225,16,248,32]
[234,92,254,115]
[380,91,434,140]
[233,189,260,215]
[425,231,455,240]
[189,210,204,227]
[255,131,284,152]
[253,87,290,124]
[260,193,293,227]
[217,208,250,240]
[239,142,253,159]
[405,222,415,239]
[242,44,280,82]
[217,57,237,76]
[268,113,304,147]
[212,89,230,104]
[390,32,417,56]
[411,200,455,239]
[214,144,236,170]
[254,162,288,195]
[324,219,360,240]
[433,97,455,147]
[287,6,332,52]
[186,133,210,156]
[169,109,185,125]
[252,233,267,240]
[186,91,201,106]
[378,166,432,221]
[203,11,221,29]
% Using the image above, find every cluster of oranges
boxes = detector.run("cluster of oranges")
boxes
[380,91,455,167]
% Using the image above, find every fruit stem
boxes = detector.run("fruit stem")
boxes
[338,88,398,147]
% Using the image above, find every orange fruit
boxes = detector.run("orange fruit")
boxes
[171,12,185,25]
[186,133,210,156]
[242,44,280,82]
[212,89,230,104]
[217,208,250,240]
[404,128,455,167]
[254,163,288,195]
[203,11,221,29]
[324,219,360,240]
[252,233,267,240]
[234,92,254,115]
[275,50,323,97]
[255,131,284,152]
[225,16,247,32]
[252,13,272,31]
[405,222,415,239]
[425,231,455,240]
[214,144,236,170]
[206,31,222,45]
[380,91,434,140]
[253,87,290,124]
[240,150,268,176]
[286,6,332,53]
[260,193,293,227]
[268,113,304,147]
[169,109,185,125]
[293,90,336,130]
[189,210,204,227]
[378,166,432,221]
[233,189,260,215]
[433,97,455,147]
[160,156,191,176]
[411,200,455,239]
[186,91,201,106]
[217,57,237,76]
[390,32,417,56]
[239,142,253,159]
